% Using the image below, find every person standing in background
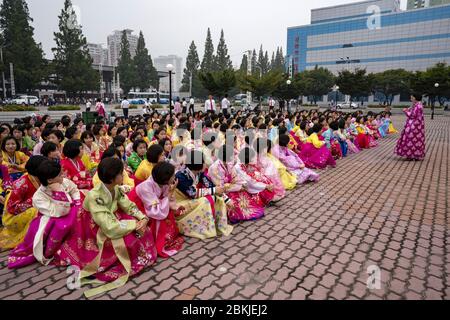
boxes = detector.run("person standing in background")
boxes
[204,95,216,114]
[189,97,195,116]
[86,99,92,112]
[121,96,130,119]
[95,98,106,119]
[182,98,188,114]
[221,94,230,117]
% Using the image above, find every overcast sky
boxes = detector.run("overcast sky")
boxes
[26,0,408,67]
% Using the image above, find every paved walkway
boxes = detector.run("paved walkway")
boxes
[0,115,449,300]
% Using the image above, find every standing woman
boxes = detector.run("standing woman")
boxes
[394,93,426,161]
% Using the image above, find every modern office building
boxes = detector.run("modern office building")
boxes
[407,0,450,9]
[287,0,450,76]
[107,29,138,67]
[153,55,184,92]
[87,43,109,66]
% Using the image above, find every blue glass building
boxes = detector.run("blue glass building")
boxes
[287,0,450,76]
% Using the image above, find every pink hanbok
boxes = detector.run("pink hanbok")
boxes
[127,177,184,258]
[395,102,425,160]
[209,160,271,224]
[272,145,320,184]
[8,179,81,269]
[256,155,286,201]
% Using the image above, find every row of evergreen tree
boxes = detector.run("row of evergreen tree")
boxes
[180,28,286,98]
[0,0,159,97]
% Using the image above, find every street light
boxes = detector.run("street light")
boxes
[286,80,292,85]
[333,85,340,109]
[166,63,174,117]
[432,82,439,120]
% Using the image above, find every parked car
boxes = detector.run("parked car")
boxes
[130,99,146,105]
[337,102,359,109]
[10,95,40,106]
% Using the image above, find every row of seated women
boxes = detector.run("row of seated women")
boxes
[0,110,396,297]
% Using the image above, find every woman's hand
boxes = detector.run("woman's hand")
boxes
[215,186,225,196]
[266,185,274,192]
[169,178,178,193]
[0,195,5,205]
[136,218,148,236]
[48,182,64,192]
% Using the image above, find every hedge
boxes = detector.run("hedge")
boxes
[0,105,38,112]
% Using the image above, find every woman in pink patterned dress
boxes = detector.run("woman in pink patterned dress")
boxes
[394,93,425,161]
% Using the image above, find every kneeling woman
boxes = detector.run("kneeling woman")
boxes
[54,158,156,298]
[128,161,184,258]
[174,149,233,240]
[8,159,81,268]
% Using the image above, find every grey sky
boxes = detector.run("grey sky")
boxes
[26,0,408,67]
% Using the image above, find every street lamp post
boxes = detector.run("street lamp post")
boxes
[432,83,439,120]
[167,64,174,117]
[333,85,340,110]
[286,79,292,112]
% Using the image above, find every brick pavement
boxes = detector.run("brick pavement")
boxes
[0,115,449,300]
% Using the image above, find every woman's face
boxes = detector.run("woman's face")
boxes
[57,123,64,131]
[47,134,59,145]
[117,146,125,158]
[5,139,17,153]
[157,130,167,141]
[137,143,147,157]
[167,173,176,186]
[48,150,61,161]
[84,135,94,146]
[164,140,172,153]
[137,129,145,137]
[120,130,128,139]
[110,127,117,137]
[113,171,124,186]
[158,152,166,163]
[78,146,84,158]
[410,95,416,103]
[13,130,23,140]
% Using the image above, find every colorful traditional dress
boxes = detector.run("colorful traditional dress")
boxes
[394,102,425,160]
[61,157,93,191]
[128,152,146,173]
[2,151,29,181]
[53,183,157,298]
[174,168,233,239]
[0,164,12,218]
[322,129,342,160]
[235,163,275,206]
[93,169,135,189]
[209,160,268,223]
[83,143,101,170]
[127,177,184,258]
[355,124,371,149]
[0,174,40,249]
[272,145,320,184]
[256,155,286,201]
[299,133,336,169]
[8,179,81,268]
[134,160,154,183]
[266,153,297,190]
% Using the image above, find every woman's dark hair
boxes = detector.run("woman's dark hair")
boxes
[92,124,103,136]
[154,127,166,138]
[129,131,141,143]
[152,161,175,185]
[1,136,19,152]
[49,130,65,142]
[219,123,228,133]
[240,147,256,165]
[42,115,51,123]
[116,126,128,137]
[63,139,82,159]
[146,144,164,164]
[101,146,121,160]
[97,157,124,184]
[132,139,147,152]
[311,123,322,134]
[300,121,307,131]
[338,119,346,130]
[329,121,339,131]
[65,126,78,140]
[219,144,234,163]
[61,117,71,128]
[279,127,288,135]
[12,124,25,135]
[112,135,126,147]
[278,134,291,147]
[158,138,171,150]
[80,131,95,143]
[41,141,58,157]
[25,155,47,176]
[186,149,204,171]
[203,134,217,147]
[37,160,61,187]
[411,93,422,101]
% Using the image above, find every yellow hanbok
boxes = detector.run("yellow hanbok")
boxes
[134,160,154,182]
[93,170,135,189]
[0,174,39,249]
[266,153,297,190]
[388,122,398,134]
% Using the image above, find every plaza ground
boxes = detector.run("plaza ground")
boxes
[0,114,448,300]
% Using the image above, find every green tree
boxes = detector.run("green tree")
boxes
[214,29,232,71]
[117,30,137,95]
[180,41,206,97]
[251,49,258,77]
[372,69,412,105]
[336,68,372,103]
[198,69,236,97]
[239,54,248,73]
[133,31,157,91]
[257,45,270,75]
[0,0,45,95]
[52,0,99,97]
[200,28,215,72]
[238,71,284,102]
[412,63,450,107]
[272,74,301,101]
[298,66,335,104]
